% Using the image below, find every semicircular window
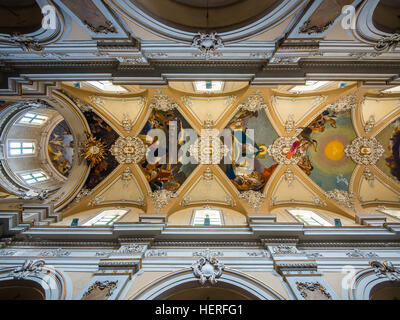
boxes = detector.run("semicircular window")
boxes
[47,120,74,177]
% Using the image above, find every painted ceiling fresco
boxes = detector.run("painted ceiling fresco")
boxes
[48,120,74,177]
[376,117,400,183]
[219,108,278,192]
[295,109,357,192]
[83,111,119,189]
[138,108,197,192]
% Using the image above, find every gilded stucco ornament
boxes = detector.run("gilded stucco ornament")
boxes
[296,281,332,300]
[189,129,228,164]
[370,261,400,281]
[268,137,306,164]
[344,137,384,165]
[82,280,118,300]
[325,92,358,113]
[237,92,267,112]
[121,167,133,188]
[110,136,147,164]
[149,90,178,111]
[238,190,265,211]
[192,249,224,285]
[325,189,355,210]
[149,190,177,211]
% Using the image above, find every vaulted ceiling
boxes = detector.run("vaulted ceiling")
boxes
[58,81,400,220]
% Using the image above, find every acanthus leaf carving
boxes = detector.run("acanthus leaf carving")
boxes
[370,261,400,281]
[192,249,224,285]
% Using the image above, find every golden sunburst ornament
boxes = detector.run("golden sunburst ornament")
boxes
[81,133,107,167]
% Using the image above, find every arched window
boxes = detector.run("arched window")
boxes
[287,209,331,226]
[8,141,35,156]
[192,208,223,226]
[83,209,128,226]
[18,112,48,126]
[20,171,49,184]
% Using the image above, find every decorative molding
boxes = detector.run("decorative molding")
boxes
[148,190,177,211]
[237,91,266,112]
[375,34,400,52]
[296,281,332,300]
[110,136,147,164]
[272,245,297,255]
[344,137,384,165]
[325,93,358,113]
[283,168,295,186]
[362,168,375,187]
[145,250,167,257]
[284,114,296,134]
[121,167,133,188]
[193,249,223,257]
[6,33,42,52]
[117,56,148,65]
[238,191,265,211]
[114,244,145,255]
[346,249,378,258]
[192,249,224,285]
[149,90,178,111]
[39,248,71,257]
[121,113,134,132]
[10,260,45,280]
[370,261,400,281]
[202,167,214,184]
[312,196,327,207]
[73,188,93,203]
[0,249,16,256]
[88,195,104,207]
[192,32,224,60]
[325,189,355,210]
[84,20,117,34]
[299,19,332,35]
[82,280,118,300]
[364,115,375,133]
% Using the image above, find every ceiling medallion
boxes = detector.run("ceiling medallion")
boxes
[325,92,358,113]
[268,137,306,165]
[237,91,267,112]
[344,137,384,165]
[238,190,265,211]
[149,90,178,111]
[81,133,107,167]
[192,32,224,60]
[325,189,355,210]
[189,130,228,164]
[148,190,177,212]
[110,136,147,164]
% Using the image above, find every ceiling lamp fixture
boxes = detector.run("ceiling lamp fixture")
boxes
[289,81,331,93]
[194,81,224,93]
[86,81,127,93]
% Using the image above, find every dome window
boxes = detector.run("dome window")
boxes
[20,171,49,184]
[18,112,48,126]
[8,141,35,156]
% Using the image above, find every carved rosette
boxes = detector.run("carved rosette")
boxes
[344,137,384,165]
[325,189,355,210]
[192,32,224,59]
[268,137,306,164]
[192,249,224,285]
[189,129,228,164]
[238,190,265,211]
[238,92,267,112]
[149,190,177,211]
[149,91,178,111]
[110,136,147,164]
